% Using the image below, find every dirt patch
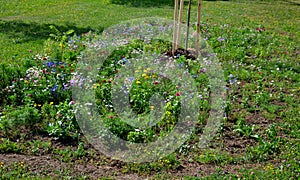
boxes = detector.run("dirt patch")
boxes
[0,153,145,179]
[245,112,271,128]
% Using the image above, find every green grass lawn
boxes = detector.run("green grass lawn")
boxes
[1,0,298,63]
[0,0,299,179]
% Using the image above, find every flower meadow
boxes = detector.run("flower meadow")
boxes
[0,4,299,178]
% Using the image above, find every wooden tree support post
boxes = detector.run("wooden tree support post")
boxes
[196,0,203,56]
[172,0,179,56]
[185,0,192,53]
[176,0,185,52]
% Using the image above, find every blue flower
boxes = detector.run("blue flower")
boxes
[46,62,55,68]
[230,78,237,85]
[51,85,58,96]
[119,57,128,65]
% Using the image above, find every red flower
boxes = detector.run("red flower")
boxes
[176,92,181,96]
[60,65,64,69]
[109,115,114,119]
[256,27,265,32]
[153,81,159,85]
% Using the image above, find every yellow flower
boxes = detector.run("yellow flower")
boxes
[50,102,54,105]
[93,83,99,89]
[166,102,171,107]
[150,106,154,110]
[142,73,149,79]
[165,111,171,116]
[136,81,141,84]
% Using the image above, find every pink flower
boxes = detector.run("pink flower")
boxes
[109,115,114,119]
[176,92,181,96]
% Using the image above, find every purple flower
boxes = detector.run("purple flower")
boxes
[127,77,134,82]
[200,68,207,73]
[230,78,237,85]
[69,101,75,105]
[63,83,70,90]
[224,113,227,118]
[70,79,77,86]
[178,63,185,68]
[217,37,225,42]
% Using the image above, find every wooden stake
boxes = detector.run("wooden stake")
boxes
[185,0,192,53]
[196,0,202,56]
[172,0,179,56]
[176,0,184,51]
[176,0,184,52]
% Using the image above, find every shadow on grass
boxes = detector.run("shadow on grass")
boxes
[286,0,300,6]
[0,20,103,44]
[110,0,198,7]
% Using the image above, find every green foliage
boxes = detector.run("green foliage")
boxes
[44,100,79,140]
[233,118,258,139]
[0,105,40,138]
[0,138,26,153]
[0,0,299,179]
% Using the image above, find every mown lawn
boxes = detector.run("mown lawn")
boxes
[0,0,299,179]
